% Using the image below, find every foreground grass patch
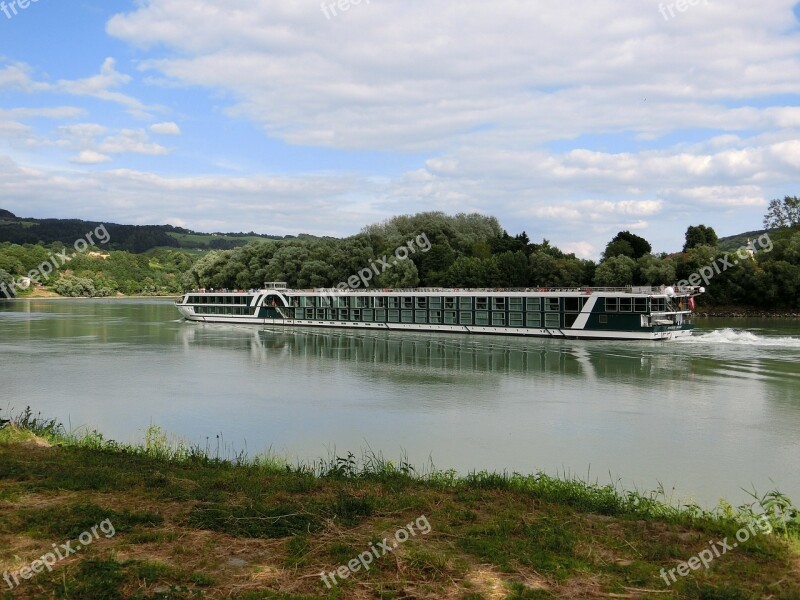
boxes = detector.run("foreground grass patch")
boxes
[0,411,798,599]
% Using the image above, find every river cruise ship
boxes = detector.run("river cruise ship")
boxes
[176,282,703,341]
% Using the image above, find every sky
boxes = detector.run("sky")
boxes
[1,0,799,258]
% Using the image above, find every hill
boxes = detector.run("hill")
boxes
[0,210,292,253]
[717,228,772,253]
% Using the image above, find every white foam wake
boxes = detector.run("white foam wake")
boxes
[680,328,800,347]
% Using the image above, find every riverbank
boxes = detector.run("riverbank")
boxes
[1,413,798,599]
[696,307,800,318]
[4,288,176,300]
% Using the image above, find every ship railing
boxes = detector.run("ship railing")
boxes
[285,285,703,295]
[183,285,704,295]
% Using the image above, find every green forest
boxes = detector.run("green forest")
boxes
[1,197,799,309]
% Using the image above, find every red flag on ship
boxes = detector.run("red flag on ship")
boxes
[689,297,696,310]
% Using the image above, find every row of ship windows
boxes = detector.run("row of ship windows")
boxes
[194,306,253,315]
[187,296,253,305]
[289,309,567,328]
[291,296,572,310]
[293,297,665,312]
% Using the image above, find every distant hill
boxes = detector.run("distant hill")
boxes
[0,211,296,253]
[717,228,772,252]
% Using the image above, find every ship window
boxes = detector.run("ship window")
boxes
[475,311,489,325]
[492,312,505,326]
[564,297,581,313]
[476,297,488,310]
[429,310,442,324]
[509,312,523,327]
[444,311,457,324]
[415,297,427,309]
[619,298,632,312]
[340,309,349,320]
[429,297,442,309]
[402,297,414,309]
[388,297,399,309]
[401,310,413,323]
[334,297,348,308]
[605,297,618,312]
[634,298,648,313]
[509,297,523,310]
[351,309,361,321]
[362,309,373,322]
[545,313,560,328]
[414,311,427,323]
[492,297,506,310]
[375,309,386,321]
[305,308,314,319]
[316,309,325,319]
[460,311,473,325]
[350,297,363,308]
[652,298,666,312]
[526,314,541,327]
[459,297,473,309]
[545,298,560,312]
[526,297,541,311]
[374,297,386,308]
[328,309,338,320]
[599,315,609,324]
[444,297,456,309]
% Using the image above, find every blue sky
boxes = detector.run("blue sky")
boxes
[1,0,799,258]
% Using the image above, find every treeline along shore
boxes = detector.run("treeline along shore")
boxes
[2,205,799,310]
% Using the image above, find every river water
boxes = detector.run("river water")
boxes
[1,298,799,507]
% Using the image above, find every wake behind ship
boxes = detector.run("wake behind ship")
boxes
[176,282,703,341]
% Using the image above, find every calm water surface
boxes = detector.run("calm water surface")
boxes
[1,298,799,507]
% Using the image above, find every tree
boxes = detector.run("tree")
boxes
[763,196,800,229]
[683,225,718,251]
[603,231,652,259]
[443,257,485,287]
[53,275,98,297]
[0,268,14,298]
[636,254,677,285]
[594,255,636,287]
[487,251,528,287]
[375,257,419,288]
[528,253,559,286]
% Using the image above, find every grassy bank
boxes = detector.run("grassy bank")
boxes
[1,411,798,600]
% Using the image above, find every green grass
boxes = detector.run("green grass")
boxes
[1,408,798,599]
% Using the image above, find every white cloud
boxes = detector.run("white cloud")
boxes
[52,58,154,118]
[0,58,156,119]
[71,151,112,165]
[106,0,800,150]
[149,122,181,135]
[99,129,169,155]
[562,241,596,260]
